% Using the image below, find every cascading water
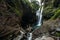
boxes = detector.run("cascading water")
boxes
[28,0,44,40]
[31,0,44,31]
[36,2,44,27]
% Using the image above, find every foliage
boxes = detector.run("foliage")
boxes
[6,0,23,17]
[43,0,60,20]
[43,7,54,20]
[5,0,39,17]
[50,9,60,19]
[31,1,40,11]
[22,0,39,13]
[55,32,60,37]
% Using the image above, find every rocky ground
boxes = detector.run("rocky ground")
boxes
[12,18,60,40]
[35,36,54,40]
[32,18,60,40]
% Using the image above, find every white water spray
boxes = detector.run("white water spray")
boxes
[28,0,31,3]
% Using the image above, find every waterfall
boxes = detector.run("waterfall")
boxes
[27,0,44,40]
[31,0,44,31]
[36,2,44,27]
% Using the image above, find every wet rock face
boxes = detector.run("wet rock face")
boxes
[21,12,37,30]
[20,4,38,30]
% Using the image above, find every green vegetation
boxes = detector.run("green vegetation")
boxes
[6,0,39,17]
[43,0,60,20]
[55,32,60,37]
[51,9,60,19]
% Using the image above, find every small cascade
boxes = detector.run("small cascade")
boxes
[27,33,32,40]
